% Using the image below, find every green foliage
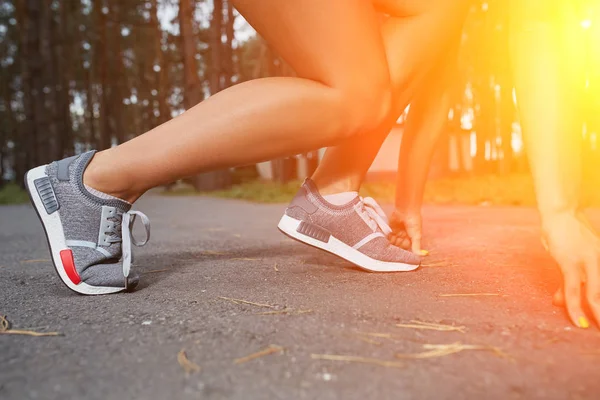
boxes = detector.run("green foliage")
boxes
[160,175,568,208]
[0,184,29,205]
[163,180,302,203]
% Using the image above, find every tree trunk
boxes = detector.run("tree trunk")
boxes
[94,0,111,150]
[223,0,235,88]
[210,0,223,94]
[179,0,203,108]
[85,66,97,151]
[14,0,31,181]
[52,0,73,159]
[181,0,231,191]
[108,0,126,145]
[151,0,170,125]
[26,0,43,166]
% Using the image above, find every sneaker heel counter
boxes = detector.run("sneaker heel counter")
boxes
[286,187,318,220]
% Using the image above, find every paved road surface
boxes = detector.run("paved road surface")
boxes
[2,194,600,400]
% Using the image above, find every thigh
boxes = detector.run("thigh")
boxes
[232,0,391,90]
[378,0,469,99]
[374,0,470,19]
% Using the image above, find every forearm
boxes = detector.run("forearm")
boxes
[396,86,450,212]
[510,3,585,221]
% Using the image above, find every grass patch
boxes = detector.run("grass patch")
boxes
[161,173,600,207]
[0,183,29,205]
[162,180,302,203]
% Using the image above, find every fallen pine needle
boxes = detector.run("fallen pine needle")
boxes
[274,263,279,272]
[177,349,201,374]
[218,296,276,309]
[355,335,383,346]
[439,293,502,297]
[142,268,172,275]
[20,259,50,264]
[255,309,313,316]
[311,354,404,368]
[422,261,455,268]
[1,315,10,331]
[200,250,225,255]
[231,258,259,261]
[0,330,62,337]
[396,320,466,333]
[355,332,395,339]
[234,345,284,364]
[0,315,61,337]
[396,343,508,360]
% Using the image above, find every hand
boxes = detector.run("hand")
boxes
[541,210,600,329]
[388,209,422,254]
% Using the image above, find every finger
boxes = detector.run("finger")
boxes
[395,230,407,240]
[552,287,565,307]
[389,235,404,249]
[400,238,411,250]
[584,256,600,328]
[563,268,589,328]
[411,236,422,254]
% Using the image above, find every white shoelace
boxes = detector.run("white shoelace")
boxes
[360,197,392,236]
[121,211,151,278]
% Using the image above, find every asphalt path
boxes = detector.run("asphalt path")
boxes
[2,194,600,400]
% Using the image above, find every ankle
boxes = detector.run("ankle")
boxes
[311,176,360,197]
[83,150,143,204]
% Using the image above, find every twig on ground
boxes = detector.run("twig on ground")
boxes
[218,296,276,309]
[0,330,62,337]
[355,332,395,339]
[177,349,201,374]
[255,308,313,316]
[395,320,466,333]
[234,345,284,364]
[0,315,61,337]
[274,263,279,272]
[396,343,509,360]
[1,315,11,331]
[355,335,383,346]
[231,258,259,261]
[439,293,503,297]
[142,268,172,275]
[311,354,404,368]
[20,259,50,264]
[422,261,456,268]
[200,250,225,255]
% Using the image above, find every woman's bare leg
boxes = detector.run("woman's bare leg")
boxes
[311,0,469,194]
[84,0,392,203]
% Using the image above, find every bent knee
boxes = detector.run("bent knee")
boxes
[334,81,394,140]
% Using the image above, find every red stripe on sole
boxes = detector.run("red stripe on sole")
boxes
[60,249,81,285]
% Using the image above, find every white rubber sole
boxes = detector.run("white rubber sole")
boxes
[278,214,419,273]
[25,165,125,295]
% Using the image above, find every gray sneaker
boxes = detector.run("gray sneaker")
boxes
[25,151,150,295]
[278,179,420,272]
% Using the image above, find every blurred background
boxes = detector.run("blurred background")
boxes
[0,0,599,204]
